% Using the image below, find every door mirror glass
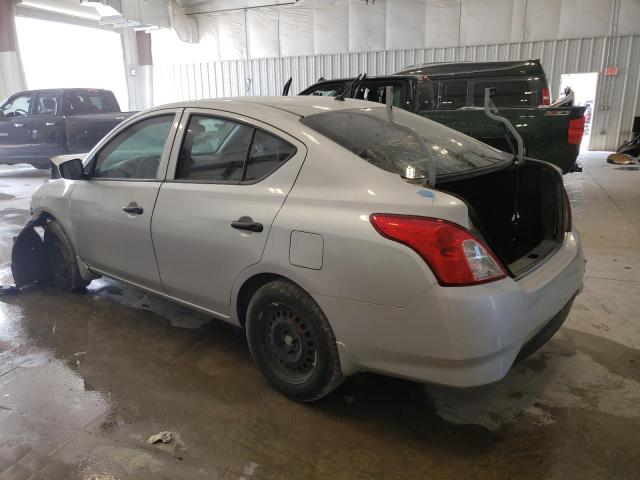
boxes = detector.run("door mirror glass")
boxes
[59,158,85,180]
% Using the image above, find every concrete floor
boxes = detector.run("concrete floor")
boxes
[0,154,638,480]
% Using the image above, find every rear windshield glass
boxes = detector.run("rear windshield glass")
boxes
[300,107,510,179]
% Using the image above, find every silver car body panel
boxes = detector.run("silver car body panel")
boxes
[29,96,585,387]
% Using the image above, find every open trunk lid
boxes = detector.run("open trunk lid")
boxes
[437,159,568,277]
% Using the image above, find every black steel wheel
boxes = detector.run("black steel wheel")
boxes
[246,279,343,401]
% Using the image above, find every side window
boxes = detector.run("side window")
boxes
[93,115,174,180]
[177,116,253,182]
[245,130,296,182]
[473,80,534,108]
[307,83,345,96]
[439,80,467,109]
[1,94,32,117]
[356,82,405,107]
[417,79,435,111]
[34,93,58,116]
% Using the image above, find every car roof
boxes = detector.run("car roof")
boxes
[156,96,384,118]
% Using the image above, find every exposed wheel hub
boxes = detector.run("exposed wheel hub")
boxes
[264,305,317,382]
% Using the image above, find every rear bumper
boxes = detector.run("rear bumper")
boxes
[315,230,585,387]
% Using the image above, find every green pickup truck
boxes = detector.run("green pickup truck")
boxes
[299,60,586,173]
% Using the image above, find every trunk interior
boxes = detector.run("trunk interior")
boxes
[439,161,566,277]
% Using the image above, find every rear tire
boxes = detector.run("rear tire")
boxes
[246,279,344,402]
[44,220,90,292]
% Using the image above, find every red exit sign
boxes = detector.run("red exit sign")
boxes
[605,66,619,76]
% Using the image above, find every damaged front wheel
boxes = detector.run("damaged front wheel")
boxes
[44,220,90,292]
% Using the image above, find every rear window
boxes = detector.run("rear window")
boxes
[64,91,119,114]
[473,80,535,107]
[300,107,510,180]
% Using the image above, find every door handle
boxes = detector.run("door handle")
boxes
[13,123,24,127]
[122,202,143,215]
[231,216,263,232]
[45,122,56,127]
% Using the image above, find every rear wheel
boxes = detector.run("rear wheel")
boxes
[44,220,90,292]
[246,279,344,401]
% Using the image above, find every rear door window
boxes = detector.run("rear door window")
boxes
[177,115,296,183]
[245,130,296,182]
[177,116,253,182]
[439,80,467,109]
[473,80,535,107]
[33,92,58,116]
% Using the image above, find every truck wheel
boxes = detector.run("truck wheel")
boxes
[44,220,90,292]
[246,279,344,402]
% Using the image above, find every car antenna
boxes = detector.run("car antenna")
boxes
[335,74,361,101]
[385,86,437,187]
[282,77,292,96]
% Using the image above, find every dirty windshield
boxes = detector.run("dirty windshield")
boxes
[300,107,511,180]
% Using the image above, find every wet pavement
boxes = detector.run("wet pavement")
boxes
[0,155,638,479]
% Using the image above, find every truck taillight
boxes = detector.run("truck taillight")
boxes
[541,87,551,105]
[568,116,586,144]
[370,214,507,286]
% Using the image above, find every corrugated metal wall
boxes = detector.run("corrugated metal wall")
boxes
[154,34,640,151]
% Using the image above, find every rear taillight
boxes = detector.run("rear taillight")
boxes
[370,214,507,286]
[541,87,550,105]
[568,116,586,145]
[562,187,572,232]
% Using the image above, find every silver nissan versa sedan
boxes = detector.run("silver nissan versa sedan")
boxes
[14,96,584,401]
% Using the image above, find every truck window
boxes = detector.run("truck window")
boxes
[473,80,535,108]
[64,91,120,114]
[417,79,435,111]
[34,93,58,116]
[355,82,407,108]
[1,94,32,117]
[307,83,345,96]
[439,80,467,109]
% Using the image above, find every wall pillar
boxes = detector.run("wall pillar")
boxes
[136,31,153,109]
[121,28,154,110]
[0,0,27,99]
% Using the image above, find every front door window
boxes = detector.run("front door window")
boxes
[92,115,174,180]
[1,94,32,118]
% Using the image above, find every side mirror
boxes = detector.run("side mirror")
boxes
[58,158,85,180]
[488,87,497,97]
